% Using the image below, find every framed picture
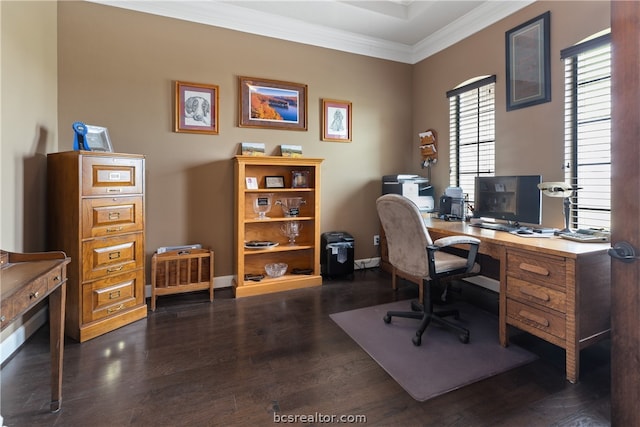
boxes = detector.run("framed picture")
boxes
[291,170,309,188]
[280,144,303,157]
[505,11,551,111]
[241,142,266,156]
[174,81,219,134]
[321,99,352,142]
[238,76,307,131]
[246,177,258,189]
[265,176,285,188]
[85,125,114,152]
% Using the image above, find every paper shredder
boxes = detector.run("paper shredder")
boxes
[321,231,354,279]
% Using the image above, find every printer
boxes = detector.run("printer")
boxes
[382,174,435,212]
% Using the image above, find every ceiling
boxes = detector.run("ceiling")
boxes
[91,0,535,64]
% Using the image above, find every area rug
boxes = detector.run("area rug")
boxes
[330,300,538,401]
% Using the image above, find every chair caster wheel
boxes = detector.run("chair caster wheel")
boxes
[412,336,422,346]
[459,334,470,344]
[383,315,391,324]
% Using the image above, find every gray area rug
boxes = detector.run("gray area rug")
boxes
[330,300,538,401]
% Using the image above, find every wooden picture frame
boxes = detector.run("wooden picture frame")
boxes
[321,99,352,142]
[505,11,551,111]
[265,176,285,188]
[291,171,309,188]
[238,76,307,131]
[174,81,219,134]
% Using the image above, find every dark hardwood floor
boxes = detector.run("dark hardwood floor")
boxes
[1,269,611,426]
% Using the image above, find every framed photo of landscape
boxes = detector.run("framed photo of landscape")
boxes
[238,76,308,131]
[505,11,551,111]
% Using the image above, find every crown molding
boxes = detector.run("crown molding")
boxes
[411,0,536,64]
[89,1,535,64]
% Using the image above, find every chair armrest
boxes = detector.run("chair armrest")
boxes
[430,236,480,274]
[433,236,480,248]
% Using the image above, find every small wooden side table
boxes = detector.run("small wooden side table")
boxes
[150,248,214,310]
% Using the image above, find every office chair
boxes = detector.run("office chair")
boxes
[376,194,481,346]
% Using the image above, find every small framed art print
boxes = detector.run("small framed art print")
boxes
[265,176,285,188]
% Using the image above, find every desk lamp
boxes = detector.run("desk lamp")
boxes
[537,182,575,233]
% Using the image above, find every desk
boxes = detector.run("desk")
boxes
[0,250,70,411]
[429,218,611,383]
[383,218,611,383]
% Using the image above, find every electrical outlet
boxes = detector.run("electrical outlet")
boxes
[373,235,380,246]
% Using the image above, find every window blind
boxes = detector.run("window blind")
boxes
[561,34,611,230]
[448,75,496,206]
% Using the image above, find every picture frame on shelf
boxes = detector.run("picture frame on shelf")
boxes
[238,76,308,131]
[505,11,551,111]
[246,177,259,189]
[265,176,285,188]
[280,144,303,157]
[291,170,310,188]
[241,142,266,156]
[85,125,114,152]
[174,80,219,134]
[321,99,352,142]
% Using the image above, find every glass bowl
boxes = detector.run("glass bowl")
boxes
[265,262,288,278]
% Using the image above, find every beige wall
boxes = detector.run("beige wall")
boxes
[56,1,412,277]
[1,0,58,253]
[413,1,611,228]
[1,0,58,348]
[2,1,610,281]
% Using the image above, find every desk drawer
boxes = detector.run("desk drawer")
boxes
[506,250,566,289]
[82,196,143,238]
[10,275,49,320]
[82,270,143,323]
[82,156,143,196]
[82,233,144,281]
[507,299,566,340]
[507,277,566,313]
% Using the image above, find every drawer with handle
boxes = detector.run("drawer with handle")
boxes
[82,156,143,196]
[506,249,566,289]
[82,196,143,238]
[82,234,144,280]
[82,270,142,322]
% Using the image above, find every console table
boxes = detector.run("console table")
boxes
[0,250,70,412]
[383,218,611,383]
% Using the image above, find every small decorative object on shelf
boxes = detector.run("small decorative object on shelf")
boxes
[265,175,285,188]
[265,262,288,278]
[281,221,303,245]
[275,197,306,217]
[253,193,273,219]
[291,170,309,188]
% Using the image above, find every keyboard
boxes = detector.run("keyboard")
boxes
[470,222,518,232]
[559,230,610,243]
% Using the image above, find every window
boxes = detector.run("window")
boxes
[561,33,611,230]
[447,76,496,208]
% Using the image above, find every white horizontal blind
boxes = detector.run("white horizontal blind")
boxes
[562,34,611,230]
[448,76,496,207]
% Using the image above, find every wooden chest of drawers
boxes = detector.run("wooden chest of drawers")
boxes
[47,151,147,342]
[504,247,610,382]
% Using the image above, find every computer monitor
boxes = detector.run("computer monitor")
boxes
[473,175,542,225]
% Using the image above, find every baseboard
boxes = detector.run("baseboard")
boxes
[354,257,380,270]
[0,307,48,365]
[462,275,500,293]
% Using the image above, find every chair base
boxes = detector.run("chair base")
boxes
[384,303,470,346]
